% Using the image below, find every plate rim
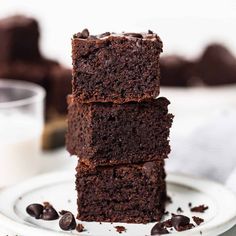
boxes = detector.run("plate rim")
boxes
[0,171,236,236]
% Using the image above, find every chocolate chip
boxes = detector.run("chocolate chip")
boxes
[99,32,111,38]
[148,30,153,34]
[76,28,89,39]
[76,223,85,232]
[124,33,143,38]
[151,223,169,235]
[171,215,190,230]
[191,204,208,213]
[171,215,190,231]
[177,207,183,213]
[41,205,59,221]
[59,212,76,231]
[26,204,44,219]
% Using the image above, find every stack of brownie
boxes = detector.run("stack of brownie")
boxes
[66,29,173,223]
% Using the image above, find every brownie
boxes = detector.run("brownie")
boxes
[0,15,41,62]
[160,55,199,86]
[76,160,166,223]
[197,43,236,85]
[66,96,173,166]
[0,60,51,87]
[72,29,163,103]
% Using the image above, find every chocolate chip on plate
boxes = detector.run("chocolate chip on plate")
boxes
[41,204,59,221]
[177,207,183,213]
[59,212,76,231]
[26,203,44,219]
[171,215,194,232]
[151,223,169,235]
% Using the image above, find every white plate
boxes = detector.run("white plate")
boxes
[0,171,235,236]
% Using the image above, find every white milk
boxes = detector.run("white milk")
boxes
[0,113,43,187]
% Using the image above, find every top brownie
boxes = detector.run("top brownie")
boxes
[0,15,41,62]
[72,29,163,103]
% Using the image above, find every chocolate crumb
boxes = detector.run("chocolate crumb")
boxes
[43,201,51,207]
[151,223,169,235]
[115,226,126,234]
[162,219,172,228]
[192,216,204,225]
[188,202,192,208]
[164,211,169,215]
[177,207,183,213]
[76,223,85,232]
[148,30,153,34]
[191,205,209,213]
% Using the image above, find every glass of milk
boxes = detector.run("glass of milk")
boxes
[0,79,45,187]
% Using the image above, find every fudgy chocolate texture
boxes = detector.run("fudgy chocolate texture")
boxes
[0,15,41,62]
[76,161,166,223]
[72,29,163,103]
[66,96,173,166]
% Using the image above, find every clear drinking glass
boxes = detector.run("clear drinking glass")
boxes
[0,79,45,187]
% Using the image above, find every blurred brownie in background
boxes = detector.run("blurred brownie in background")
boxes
[0,59,58,88]
[0,15,72,150]
[197,43,236,85]
[160,55,200,87]
[0,15,41,62]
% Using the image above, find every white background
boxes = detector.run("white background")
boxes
[1,0,236,66]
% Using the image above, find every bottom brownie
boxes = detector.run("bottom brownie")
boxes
[76,161,166,223]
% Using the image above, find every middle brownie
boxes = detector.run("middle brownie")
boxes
[66,96,173,166]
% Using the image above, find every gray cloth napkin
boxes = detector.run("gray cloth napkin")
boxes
[166,109,236,192]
